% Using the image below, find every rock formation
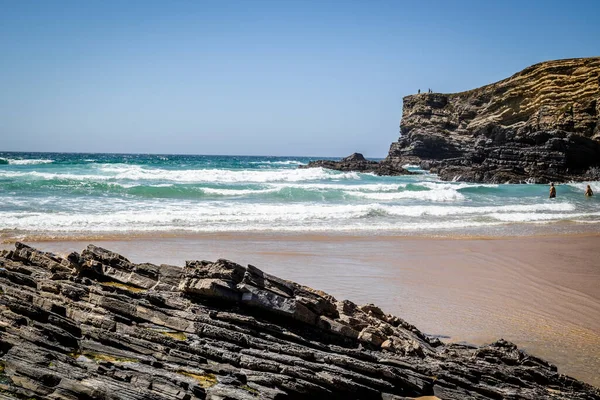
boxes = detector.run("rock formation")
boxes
[1,243,599,399]
[300,153,412,176]
[385,57,600,183]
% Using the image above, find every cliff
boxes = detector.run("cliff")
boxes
[385,57,600,183]
[1,243,599,399]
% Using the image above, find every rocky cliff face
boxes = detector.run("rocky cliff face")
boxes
[385,57,600,183]
[1,243,599,399]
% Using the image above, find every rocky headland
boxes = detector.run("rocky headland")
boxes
[1,243,598,399]
[304,57,600,183]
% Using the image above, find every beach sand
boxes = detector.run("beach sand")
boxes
[4,233,599,387]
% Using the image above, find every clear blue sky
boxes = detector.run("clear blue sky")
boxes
[1,0,598,157]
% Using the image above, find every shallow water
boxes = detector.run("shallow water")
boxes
[1,151,600,240]
[11,234,600,387]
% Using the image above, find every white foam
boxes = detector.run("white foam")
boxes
[270,183,407,192]
[5,159,54,165]
[0,171,108,181]
[0,200,586,234]
[572,219,600,224]
[347,189,465,202]
[201,187,279,196]
[489,211,600,222]
[0,166,364,183]
[419,181,499,190]
[567,182,600,191]
[378,202,576,217]
[95,165,362,183]
[249,160,306,166]
[0,206,504,233]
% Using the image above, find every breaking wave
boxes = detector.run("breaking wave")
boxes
[2,158,54,165]
[1,152,600,237]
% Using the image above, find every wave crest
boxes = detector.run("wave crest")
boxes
[3,159,54,165]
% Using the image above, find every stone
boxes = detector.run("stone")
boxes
[385,57,600,183]
[358,326,386,347]
[0,243,598,399]
[298,58,600,183]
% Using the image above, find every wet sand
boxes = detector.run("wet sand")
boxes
[4,233,600,387]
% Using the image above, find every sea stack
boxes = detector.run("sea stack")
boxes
[1,243,599,399]
[385,57,600,183]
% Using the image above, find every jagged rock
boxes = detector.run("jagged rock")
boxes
[385,57,600,183]
[0,243,598,399]
[300,153,413,176]
[343,153,368,162]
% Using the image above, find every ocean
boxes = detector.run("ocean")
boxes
[2,151,600,386]
[1,151,599,240]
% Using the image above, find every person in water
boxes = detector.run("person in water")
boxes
[585,184,594,197]
[549,183,556,198]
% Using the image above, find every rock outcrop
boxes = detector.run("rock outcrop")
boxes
[1,243,599,399]
[385,57,600,183]
[300,153,412,176]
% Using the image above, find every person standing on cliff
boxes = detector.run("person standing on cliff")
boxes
[549,183,556,198]
[585,184,594,197]
[418,89,420,94]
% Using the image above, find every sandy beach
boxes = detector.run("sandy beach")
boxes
[4,232,599,387]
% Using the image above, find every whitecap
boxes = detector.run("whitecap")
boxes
[95,165,362,183]
[249,160,306,166]
[201,187,279,196]
[6,159,54,165]
[419,181,499,190]
[567,182,600,191]
[347,189,465,202]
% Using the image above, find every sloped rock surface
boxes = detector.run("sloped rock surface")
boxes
[386,57,600,183]
[0,243,598,399]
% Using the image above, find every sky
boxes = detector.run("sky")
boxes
[1,0,599,157]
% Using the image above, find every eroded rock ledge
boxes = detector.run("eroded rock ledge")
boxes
[0,243,598,399]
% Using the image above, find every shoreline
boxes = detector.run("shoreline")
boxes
[2,222,600,244]
[4,232,600,386]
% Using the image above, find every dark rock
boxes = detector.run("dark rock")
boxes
[385,57,600,183]
[300,153,413,176]
[342,152,367,162]
[0,244,598,399]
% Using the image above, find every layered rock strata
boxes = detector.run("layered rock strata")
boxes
[386,57,600,183]
[1,243,599,399]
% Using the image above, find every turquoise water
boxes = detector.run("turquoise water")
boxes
[1,151,599,239]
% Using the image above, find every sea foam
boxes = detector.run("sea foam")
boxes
[5,159,54,165]
[1,153,600,237]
